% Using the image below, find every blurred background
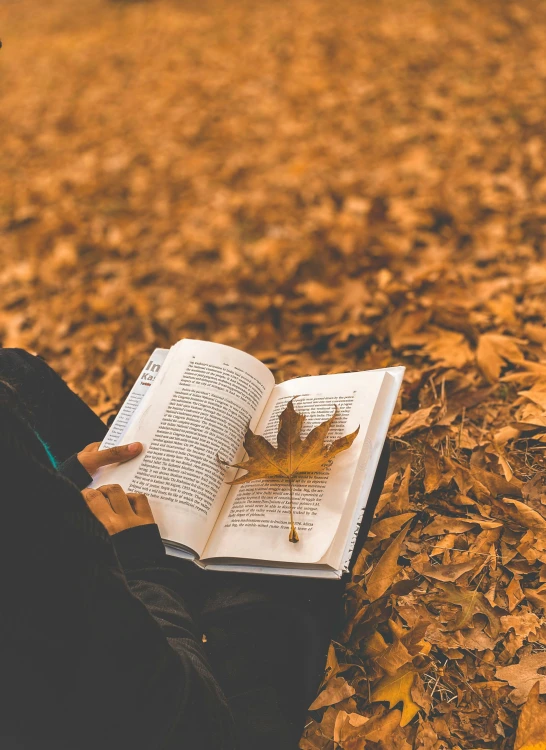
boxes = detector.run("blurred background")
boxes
[2,0,544,416]
[2,0,546,746]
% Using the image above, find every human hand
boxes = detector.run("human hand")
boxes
[82,484,155,535]
[77,441,143,476]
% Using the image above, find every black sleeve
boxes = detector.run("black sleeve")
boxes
[53,455,237,746]
[58,453,93,490]
[111,524,239,750]
[0,348,107,461]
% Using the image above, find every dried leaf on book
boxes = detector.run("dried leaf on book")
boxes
[220,398,359,542]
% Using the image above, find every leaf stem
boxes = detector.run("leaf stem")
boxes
[288,476,299,543]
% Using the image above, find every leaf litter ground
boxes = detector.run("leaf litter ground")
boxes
[1,0,546,747]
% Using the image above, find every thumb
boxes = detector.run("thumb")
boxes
[87,443,143,472]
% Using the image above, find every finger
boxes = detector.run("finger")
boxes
[97,484,132,515]
[82,488,114,517]
[82,489,117,534]
[127,493,155,523]
[91,443,143,471]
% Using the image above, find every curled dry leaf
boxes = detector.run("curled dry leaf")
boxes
[370,512,416,542]
[476,334,526,383]
[412,557,480,582]
[514,681,546,750]
[496,653,546,705]
[523,584,546,614]
[374,637,413,676]
[359,709,404,743]
[393,464,412,514]
[427,582,503,637]
[501,498,546,531]
[333,710,368,745]
[506,576,525,612]
[308,676,356,710]
[424,330,474,369]
[500,612,542,640]
[423,444,443,494]
[394,405,439,438]
[366,522,411,601]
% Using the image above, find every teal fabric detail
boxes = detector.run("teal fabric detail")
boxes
[35,432,58,469]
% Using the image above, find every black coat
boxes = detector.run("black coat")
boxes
[0,350,238,749]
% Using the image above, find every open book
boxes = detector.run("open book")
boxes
[92,340,404,579]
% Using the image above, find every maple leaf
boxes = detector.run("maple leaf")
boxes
[428,582,502,638]
[370,665,421,727]
[476,333,526,383]
[220,398,359,542]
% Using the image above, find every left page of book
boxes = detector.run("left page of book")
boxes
[91,339,275,556]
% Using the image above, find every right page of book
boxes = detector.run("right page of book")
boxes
[203,369,390,565]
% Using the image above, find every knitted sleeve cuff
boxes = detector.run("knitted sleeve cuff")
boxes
[58,453,94,490]
[111,523,167,568]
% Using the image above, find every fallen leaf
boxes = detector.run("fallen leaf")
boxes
[413,557,480,582]
[391,464,412,513]
[501,498,546,531]
[523,584,546,614]
[370,512,416,541]
[370,665,421,727]
[308,676,356,710]
[514,681,546,749]
[319,643,342,689]
[410,674,432,715]
[394,405,439,438]
[506,576,525,612]
[496,653,546,705]
[424,330,474,369]
[374,637,413,676]
[352,709,403,744]
[500,612,542,639]
[333,710,369,745]
[518,382,546,411]
[362,629,389,658]
[366,523,411,601]
[423,444,443,494]
[471,467,522,498]
[429,582,502,637]
[414,721,440,750]
[524,323,546,346]
[477,334,525,383]
[422,515,488,535]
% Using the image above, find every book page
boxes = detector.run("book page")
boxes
[100,348,169,449]
[203,370,388,565]
[91,340,275,555]
[335,367,404,572]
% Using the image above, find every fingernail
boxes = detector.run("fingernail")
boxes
[128,442,141,453]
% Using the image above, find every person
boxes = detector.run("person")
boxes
[0,348,390,750]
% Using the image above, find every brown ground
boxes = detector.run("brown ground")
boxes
[2,0,546,746]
